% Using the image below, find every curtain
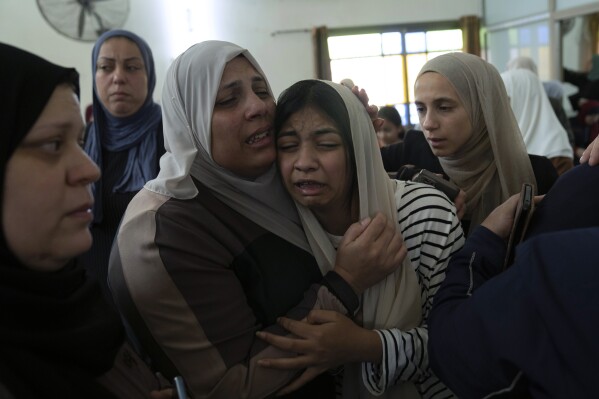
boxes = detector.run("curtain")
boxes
[590,12,599,56]
[312,26,332,80]
[460,15,481,56]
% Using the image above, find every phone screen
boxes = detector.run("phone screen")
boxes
[173,376,187,399]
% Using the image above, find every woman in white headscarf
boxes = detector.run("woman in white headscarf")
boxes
[256,79,464,398]
[109,41,405,398]
[501,68,574,175]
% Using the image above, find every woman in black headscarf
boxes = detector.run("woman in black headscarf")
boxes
[0,42,161,399]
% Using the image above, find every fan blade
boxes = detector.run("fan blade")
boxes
[78,6,86,38]
[92,11,106,34]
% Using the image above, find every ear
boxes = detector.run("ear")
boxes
[373,118,384,132]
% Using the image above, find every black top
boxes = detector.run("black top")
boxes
[381,130,557,195]
[526,163,599,239]
[78,124,164,306]
[0,42,122,399]
[380,129,446,177]
[381,129,558,235]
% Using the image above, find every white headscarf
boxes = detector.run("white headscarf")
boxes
[501,68,573,159]
[287,80,422,398]
[145,40,310,252]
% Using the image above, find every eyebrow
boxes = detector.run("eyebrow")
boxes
[33,121,75,131]
[415,96,459,105]
[220,76,266,91]
[277,127,339,138]
[97,56,143,63]
[20,122,78,143]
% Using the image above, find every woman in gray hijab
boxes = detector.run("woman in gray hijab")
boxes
[109,40,404,398]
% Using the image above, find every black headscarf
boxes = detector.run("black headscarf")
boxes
[0,42,124,399]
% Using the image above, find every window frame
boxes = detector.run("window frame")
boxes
[328,20,462,126]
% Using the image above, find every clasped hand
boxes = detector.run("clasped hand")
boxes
[256,310,380,396]
[334,212,407,294]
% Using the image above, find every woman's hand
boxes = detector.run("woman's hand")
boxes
[256,310,381,396]
[481,194,544,239]
[481,194,521,239]
[334,212,407,294]
[580,136,599,166]
[350,84,384,131]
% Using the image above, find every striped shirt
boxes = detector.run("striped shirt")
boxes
[362,180,465,398]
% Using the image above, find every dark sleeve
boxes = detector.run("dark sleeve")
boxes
[525,163,599,239]
[428,227,528,398]
[429,227,599,398]
[380,142,404,172]
[528,154,558,194]
[402,130,447,178]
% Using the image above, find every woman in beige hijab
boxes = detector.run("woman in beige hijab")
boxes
[257,80,464,398]
[414,52,557,234]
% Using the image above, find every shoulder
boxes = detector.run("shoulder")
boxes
[120,188,169,228]
[394,179,455,212]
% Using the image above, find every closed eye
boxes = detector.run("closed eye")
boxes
[215,96,237,107]
[277,142,298,151]
[317,142,341,149]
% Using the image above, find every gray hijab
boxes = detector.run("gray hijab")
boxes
[145,41,309,252]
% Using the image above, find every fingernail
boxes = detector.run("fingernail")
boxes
[360,217,371,226]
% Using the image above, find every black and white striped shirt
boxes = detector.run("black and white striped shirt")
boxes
[362,180,465,398]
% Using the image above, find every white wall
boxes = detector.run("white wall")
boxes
[0,0,173,112]
[0,0,482,110]
[210,0,482,97]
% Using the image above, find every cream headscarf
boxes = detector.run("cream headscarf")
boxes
[418,52,537,232]
[145,40,310,253]
[285,80,422,398]
[501,68,573,159]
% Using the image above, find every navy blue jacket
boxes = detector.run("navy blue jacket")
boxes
[428,226,599,398]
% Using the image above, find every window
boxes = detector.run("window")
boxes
[328,25,463,126]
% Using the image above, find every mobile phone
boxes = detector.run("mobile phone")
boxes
[412,169,460,200]
[503,183,535,269]
[173,376,187,399]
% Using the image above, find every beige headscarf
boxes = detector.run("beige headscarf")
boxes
[417,52,536,232]
[288,80,422,398]
[145,41,310,253]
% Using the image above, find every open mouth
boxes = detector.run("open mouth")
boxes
[295,181,324,189]
[246,131,269,145]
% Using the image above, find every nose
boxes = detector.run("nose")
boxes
[244,92,269,120]
[294,144,318,172]
[420,109,438,131]
[111,64,126,84]
[68,146,101,186]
